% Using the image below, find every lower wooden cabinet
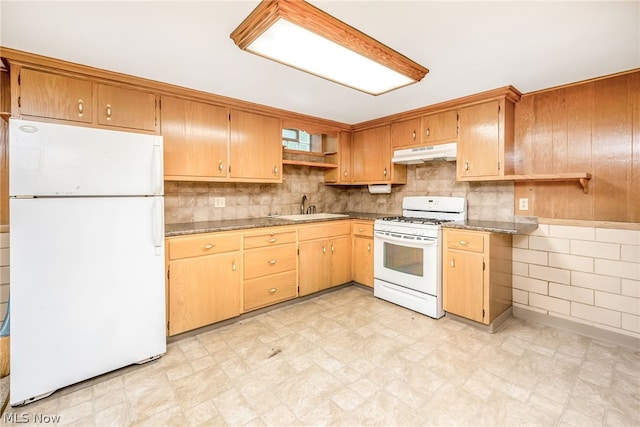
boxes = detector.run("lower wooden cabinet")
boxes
[298,221,352,296]
[243,227,298,311]
[166,231,242,336]
[442,228,512,326]
[352,221,374,287]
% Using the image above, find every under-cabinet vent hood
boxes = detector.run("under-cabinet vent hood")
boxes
[392,142,457,164]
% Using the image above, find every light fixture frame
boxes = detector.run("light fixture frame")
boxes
[230,0,429,95]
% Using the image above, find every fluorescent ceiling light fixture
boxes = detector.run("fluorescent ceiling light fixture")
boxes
[230,0,429,95]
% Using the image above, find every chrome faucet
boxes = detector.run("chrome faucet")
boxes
[300,195,307,214]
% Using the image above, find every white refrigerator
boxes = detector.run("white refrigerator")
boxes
[9,118,166,406]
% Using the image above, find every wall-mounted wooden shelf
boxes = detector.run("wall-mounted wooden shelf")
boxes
[282,159,338,169]
[460,172,592,193]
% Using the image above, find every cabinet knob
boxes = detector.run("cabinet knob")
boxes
[268,238,277,243]
[270,231,276,236]
[105,104,112,120]
[465,161,469,171]
[450,259,455,268]
[322,246,326,254]
[412,130,416,140]
[203,243,215,250]
[359,228,365,232]
[426,128,431,138]
[273,166,279,176]
[268,259,277,265]
[232,260,237,271]
[78,99,84,117]
[268,288,277,294]
[383,167,388,177]
[458,240,469,246]
[218,160,224,172]
[344,170,348,177]
[331,244,335,253]
[367,244,371,252]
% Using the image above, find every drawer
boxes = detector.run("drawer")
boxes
[168,232,241,260]
[244,227,297,249]
[446,230,484,253]
[298,220,351,241]
[352,221,374,237]
[243,271,297,311]
[244,243,297,279]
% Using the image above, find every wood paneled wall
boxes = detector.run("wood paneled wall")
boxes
[514,70,640,223]
[0,69,9,227]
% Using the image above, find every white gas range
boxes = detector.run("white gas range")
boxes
[373,196,467,318]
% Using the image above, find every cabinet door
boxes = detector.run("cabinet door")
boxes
[97,84,157,131]
[161,96,228,179]
[352,125,391,182]
[391,117,420,148]
[19,68,92,123]
[352,236,373,287]
[421,109,458,144]
[458,101,500,178]
[298,240,331,296]
[229,110,281,181]
[168,252,241,335]
[443,250,484,323]
[329,236,352,287]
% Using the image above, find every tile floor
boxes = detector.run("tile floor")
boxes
[2,285,639,426]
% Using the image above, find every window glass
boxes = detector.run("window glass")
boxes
[282,128,311,151]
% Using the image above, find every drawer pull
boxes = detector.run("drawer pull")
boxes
[268,238,277,243]
[106,104,112,120]
[270,231,276,236]
[232,260,237,271]
[78,99,84,117]
[203,243,215,250]
[331,244,335,253]
[359,228,365,232]
[268,259,277,265]
[464,161,469,171]
[458,240,469,246]
[268,288,277,294]
[451,259,455,268]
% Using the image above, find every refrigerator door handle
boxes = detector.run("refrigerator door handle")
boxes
[153,141,163,196]
[153,198,163,255]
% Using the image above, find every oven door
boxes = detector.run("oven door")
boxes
[374,230,441,295]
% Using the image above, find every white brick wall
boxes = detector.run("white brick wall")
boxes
[513,224,640,339]
[0,231,8,324]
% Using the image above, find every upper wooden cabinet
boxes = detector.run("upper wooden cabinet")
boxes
[457,97,516,180]
[324,130,352,184]
[161,96,229,180]
[352,125,406,184]
[421,109,458,145]
[391,117,420,148]
[229,109,282,182]
[14,66,158,132]
[17,67,93,124]
[96,84,157,131]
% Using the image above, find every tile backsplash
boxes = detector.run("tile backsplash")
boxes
[165,162,515,224]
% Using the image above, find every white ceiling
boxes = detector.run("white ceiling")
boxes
[1,1,639,124]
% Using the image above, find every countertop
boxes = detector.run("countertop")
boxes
[442,219,538,234]
[165,212,386,237]
[166,213,538,237]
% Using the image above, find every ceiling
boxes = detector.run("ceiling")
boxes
[1,1,639,125]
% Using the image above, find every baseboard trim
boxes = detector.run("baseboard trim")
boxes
[513,306,640,350]
[445,307,514,334]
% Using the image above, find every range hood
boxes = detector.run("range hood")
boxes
[392,142,457,164]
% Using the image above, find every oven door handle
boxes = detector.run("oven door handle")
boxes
[374,231,437,245]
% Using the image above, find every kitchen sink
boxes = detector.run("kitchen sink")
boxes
[277,213,349,221]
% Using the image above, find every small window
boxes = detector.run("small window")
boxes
[282,128,311,152]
